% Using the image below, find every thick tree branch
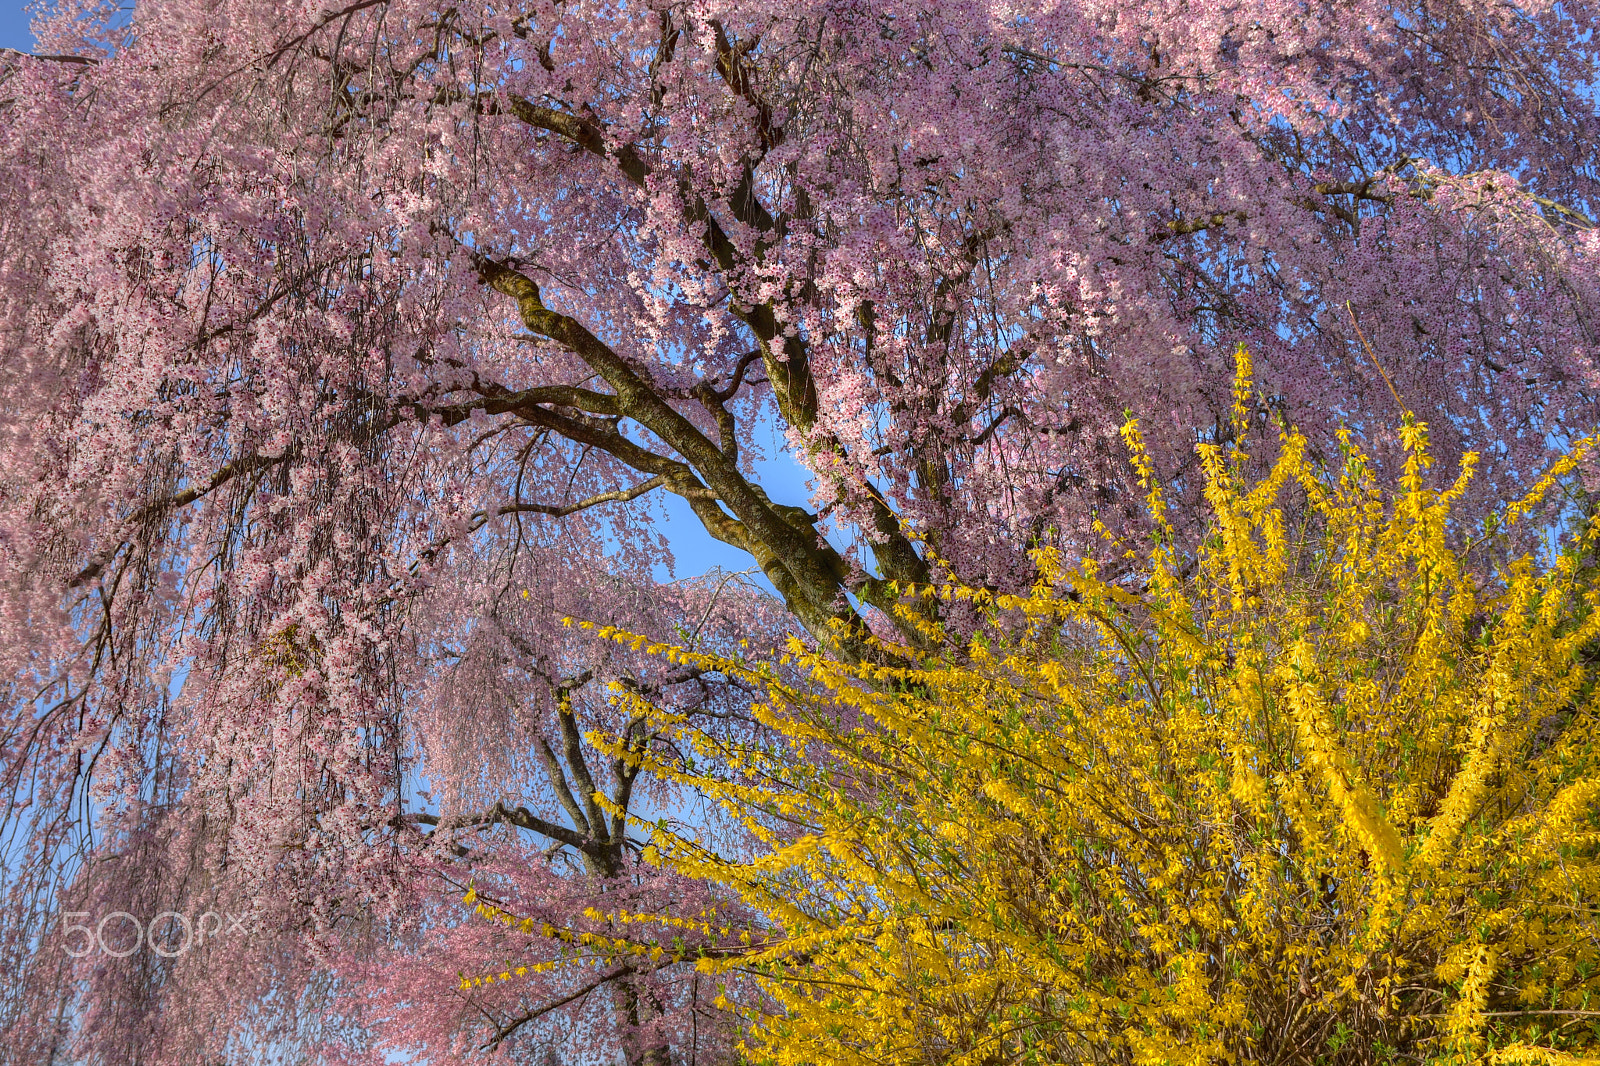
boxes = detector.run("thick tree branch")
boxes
[0,49,99,66]
[500,94,651,187]
[470,253,868,635]
[472,92,934,632]
[415,802,591,852]
[532,731,592,838]
[710,21,783,154]
[554,691,611,863]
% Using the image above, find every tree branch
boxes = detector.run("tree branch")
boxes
[482,964,635,1051]
[415,801,591,852]
[0,48,99,66]
[500,94,651,186]
[492,476,665,521]
[532,731,592,838]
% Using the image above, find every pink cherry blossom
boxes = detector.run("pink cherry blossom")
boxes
[0,0,1596,1060]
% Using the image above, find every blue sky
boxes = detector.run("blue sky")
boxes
[1,2,33,51]
[652,420,818,583]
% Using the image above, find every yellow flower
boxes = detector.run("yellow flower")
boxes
[535,349,1600,1066]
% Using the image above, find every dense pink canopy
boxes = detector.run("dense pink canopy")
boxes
[0,0,1597,1061]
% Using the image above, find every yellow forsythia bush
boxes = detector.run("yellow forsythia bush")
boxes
[597,352,1600,1066]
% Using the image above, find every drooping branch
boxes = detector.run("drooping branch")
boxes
[68,445,301,588]
[482,963,638,1052]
